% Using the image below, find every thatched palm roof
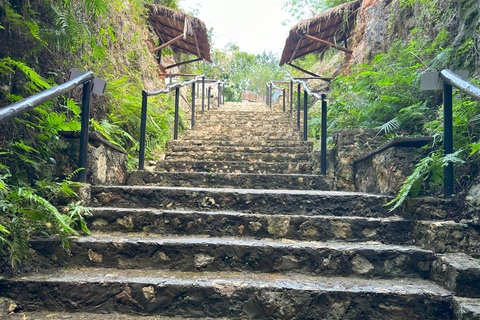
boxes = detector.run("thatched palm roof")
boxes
[279,0,361,66]
[147,4,212,63]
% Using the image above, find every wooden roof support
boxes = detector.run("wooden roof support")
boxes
[166,58,202,69]
[304,34,353,54]
[287,62,322,78]
[289,36,304,63]
[150,34,183,53]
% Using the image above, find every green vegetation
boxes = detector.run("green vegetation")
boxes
[282,0,352,25]
[0,0,182,271]
[306,0,480,208]
[181,43,287,101]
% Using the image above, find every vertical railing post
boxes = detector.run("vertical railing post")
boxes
[174,87,179,140]
[269,84,273,109]
[283,88,286,113]
[201,76,205,114]
[139,91,148,170]
[303,89,308,141]
[321,94,327,175]
[191,81,196,129]
[208,87,211,110]
[217,83,221,108]
[297,83,301,131]
[222,83,225,104]
[78,80,92,183]
[266,84,269,105]
[290,80,293,116]
[444,82,454,197]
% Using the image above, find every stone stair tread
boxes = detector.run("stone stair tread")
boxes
[51,232,427,252]
[90,206,407,221]
[91,185,384,197]
[168,140,310,146]
[90,185,396,217]
[3,311,220,320]
[126,171,333,190]
[453,297,480,319]
[154,160,314,174]
[87,207,412,244]
[4,267,450,296]
[30,233,433,278]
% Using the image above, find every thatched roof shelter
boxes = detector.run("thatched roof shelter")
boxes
[279,0,361,66]
[147,4,212,65]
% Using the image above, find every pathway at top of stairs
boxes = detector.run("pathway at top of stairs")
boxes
[2,102,480,319]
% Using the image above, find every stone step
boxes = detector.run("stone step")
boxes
[86,208,413,245]
[90,186,396,218]
[191,123,295,131]
[164,151,311,162]
[127,171,333,190]
[166,139,313,148]
[183,132,302,142]
[431,253,480,298]
[3,311,218,320]
[154,160,314,174]
[29,233,434,278]
[0,268,453,319]
[166,144,312,154]
[453,297,480,320]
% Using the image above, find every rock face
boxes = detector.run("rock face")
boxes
[1,102,480,319]
[56,134,128,186]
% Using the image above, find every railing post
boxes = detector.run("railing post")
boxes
[321,94,327,175]
[139,91,148,170]
[174,87,179,140]
[270,84,273,109]
[297,83,301,131]
[444,81,454,197]
[208,87,211,110]
[303,89,308,141]
[191,81,196,129]
[222,83,225,104]
[201,76,205,114]
[266,84,268,105]
[283,88,286,113]
[217,83,221,108]
[78,80,92,183]
[290,80,293,116]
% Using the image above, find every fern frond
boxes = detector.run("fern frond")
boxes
[376,117,399,137]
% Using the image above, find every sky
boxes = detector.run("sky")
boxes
[180,0,294,56]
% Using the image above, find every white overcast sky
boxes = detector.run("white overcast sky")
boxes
[180,0,294,55]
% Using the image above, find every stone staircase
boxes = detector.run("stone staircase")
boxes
[2,102,480,319]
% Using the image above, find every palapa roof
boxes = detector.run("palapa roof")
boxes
[147,4,212,63]
[279,0,361,66]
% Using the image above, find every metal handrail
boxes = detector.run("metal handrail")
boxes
[143,74,205,96]
[0,71,94,124]
[439,69,480,197]
[440,69,480,101]
[265,76,328,175]
[139,75,224,170]
[0,71,95,183]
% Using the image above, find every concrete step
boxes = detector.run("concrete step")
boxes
[90,186,397,218]
[86,208,413,245]
[164,151,311,162]
[154,160,314,174]
[29,233,434,279]
[0,268,453,319]
[127,171,333,190]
